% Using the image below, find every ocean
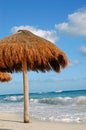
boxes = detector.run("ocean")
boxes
[0,89,86,123]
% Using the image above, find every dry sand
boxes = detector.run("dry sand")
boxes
[0,112,86,130]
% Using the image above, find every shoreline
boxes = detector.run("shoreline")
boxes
[0,112,86,130]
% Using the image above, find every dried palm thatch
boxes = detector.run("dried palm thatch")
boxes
[0,30,68,123]
[0,71,12,82]
[0,30,68,73]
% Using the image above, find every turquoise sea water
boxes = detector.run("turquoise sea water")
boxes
[0,90,86,123]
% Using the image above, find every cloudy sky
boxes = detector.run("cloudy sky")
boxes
[0,0,86,94]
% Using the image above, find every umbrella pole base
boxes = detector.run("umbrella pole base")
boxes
[24,120,30,123]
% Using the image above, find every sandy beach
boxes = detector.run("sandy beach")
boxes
[0,112,86,130]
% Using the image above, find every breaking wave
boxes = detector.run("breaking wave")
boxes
[0,94,86,106]
[2,95,24,102]
[30,96,86,106]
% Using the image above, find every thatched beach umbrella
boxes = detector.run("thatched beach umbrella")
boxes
[0,30,68,123]
[0,71,12,82]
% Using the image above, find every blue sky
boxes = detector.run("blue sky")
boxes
[0,0,86,94]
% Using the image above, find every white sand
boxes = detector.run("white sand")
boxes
[0,112,86,130]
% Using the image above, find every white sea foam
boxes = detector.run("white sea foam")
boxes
[0,98,86,123]
[0,92,86,123]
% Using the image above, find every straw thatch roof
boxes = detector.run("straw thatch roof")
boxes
[0,72,12,82]
[0,30,68,73]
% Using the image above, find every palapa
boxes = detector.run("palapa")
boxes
[0,71,12,82]
[0,30,68,123]
[0,30,68,72]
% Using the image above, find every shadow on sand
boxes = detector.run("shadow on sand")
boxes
[0,119,23,124]
[0,129,12,130]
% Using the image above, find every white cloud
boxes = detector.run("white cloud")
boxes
[50,77,79,82]
[79,46,86,54]
[11,25,59,43]
[68,60,79,67]
[55,8,86,36]
[50,77,64,82]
